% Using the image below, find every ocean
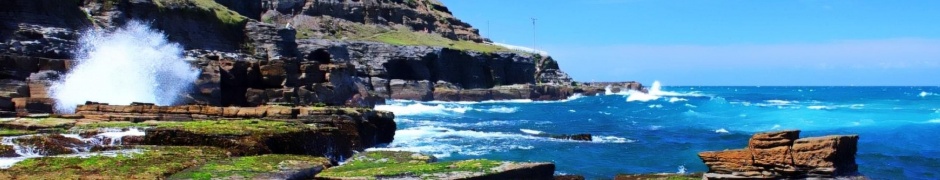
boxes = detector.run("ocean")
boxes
[372,82,940,179]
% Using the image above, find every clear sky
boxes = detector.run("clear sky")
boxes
[439,0,940,86]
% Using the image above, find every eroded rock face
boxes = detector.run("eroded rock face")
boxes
[698,130,861,179]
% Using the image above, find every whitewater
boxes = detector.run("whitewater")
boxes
[374,83,940,179]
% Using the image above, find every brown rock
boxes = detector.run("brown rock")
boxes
[698,130,861,179]
[792,135,859,176]
[698,149,760,174]
[0,145,18,157]
[12,134,87,155]
[749,130,800,167]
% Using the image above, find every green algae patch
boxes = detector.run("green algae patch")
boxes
[0,146,228,179]
[169,154,331,180]
[317,151,505,179]
[0,128,35,136]
[71,121,163,131]
[153,120,307,135]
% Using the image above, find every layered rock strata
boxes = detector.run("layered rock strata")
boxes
[698,130,861,179]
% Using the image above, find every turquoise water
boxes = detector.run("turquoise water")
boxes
[373,85,940,179]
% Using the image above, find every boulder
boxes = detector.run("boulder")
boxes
[389,79,433,101]
[698,130,861,179]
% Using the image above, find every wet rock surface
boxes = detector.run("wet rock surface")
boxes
[698,130,862,179]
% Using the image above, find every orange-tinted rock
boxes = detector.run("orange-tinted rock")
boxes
[698,149,760,174]
[749,130,800,168]
[792,135,859,176]
[698,130,861,179]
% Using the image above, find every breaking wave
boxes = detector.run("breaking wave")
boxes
[50,21,200,113]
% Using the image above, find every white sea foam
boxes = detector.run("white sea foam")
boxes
[623,81,707,102]
[395,118,516,127]
[371,126,634,157]
[592,135,636,143]
[764,100,794,105]
[648,104,663,109]
[807,105,834,110]
[668,97,688,103]
[50,21,200,113]
[520,129,544,135]
[927,119,940,123]
[374,102,518,116]
[374,103,455,116]
[0,128,146,168]
[919,91,938,97]
[715,128,730,134]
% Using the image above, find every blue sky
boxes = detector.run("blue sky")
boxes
[439,0,940,86]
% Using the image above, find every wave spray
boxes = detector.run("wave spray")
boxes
[49,21,200,113]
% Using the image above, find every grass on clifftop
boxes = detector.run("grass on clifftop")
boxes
[317,151,502,178]
[169,154,330,179]
[0,146,228,179]
[294,18,512,53]
[153,0,248,26]
[368,30,509,53]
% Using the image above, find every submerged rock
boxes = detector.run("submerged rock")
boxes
[698,130,862,179]
[316,151,555,180]
[549,134,593,141]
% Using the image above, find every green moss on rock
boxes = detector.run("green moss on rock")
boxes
[317,151,548,179]
[152,120,306,135]
[0,146,229,179]
[0,128,35,137]
[169,154,331,180]
[153,0,248,26]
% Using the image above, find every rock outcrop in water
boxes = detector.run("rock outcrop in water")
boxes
[698,130,862,179]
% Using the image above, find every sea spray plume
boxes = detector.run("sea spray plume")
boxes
[49,21,200,113]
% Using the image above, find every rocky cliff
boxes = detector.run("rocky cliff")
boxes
[0,0,642,114]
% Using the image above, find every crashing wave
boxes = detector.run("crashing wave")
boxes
[49,21,200,113]
[622,81,707,102]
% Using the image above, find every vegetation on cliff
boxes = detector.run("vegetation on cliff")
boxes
[152,0,248,27]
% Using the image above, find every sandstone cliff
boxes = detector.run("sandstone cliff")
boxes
[0,0,641,115]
